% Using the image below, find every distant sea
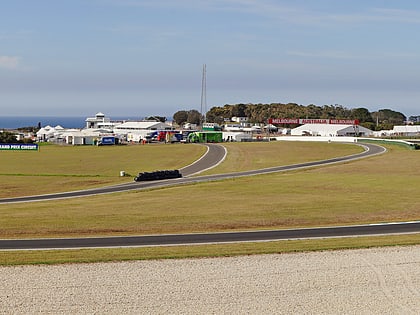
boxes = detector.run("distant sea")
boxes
[0,116,142,129]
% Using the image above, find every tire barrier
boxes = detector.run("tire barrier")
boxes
[134,170,182,181]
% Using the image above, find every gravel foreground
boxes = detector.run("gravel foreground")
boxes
[1,245,420,314]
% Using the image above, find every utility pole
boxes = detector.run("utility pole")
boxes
[200,64,207,127]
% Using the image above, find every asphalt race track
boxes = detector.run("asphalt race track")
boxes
[0,142,383,204]
[1,221,419,250]
[0,143,227,204]
[1,141,418,250]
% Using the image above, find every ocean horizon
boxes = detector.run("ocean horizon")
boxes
[0,116,148,129]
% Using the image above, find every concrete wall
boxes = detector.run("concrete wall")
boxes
[274,136,358,143]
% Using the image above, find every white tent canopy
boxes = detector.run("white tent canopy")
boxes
[291,124,373,137]
[393,125,420,136]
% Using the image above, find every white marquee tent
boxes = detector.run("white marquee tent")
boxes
[291,124,373,137]
[392,125,420,136]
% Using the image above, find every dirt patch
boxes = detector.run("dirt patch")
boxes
[1,245,419,314]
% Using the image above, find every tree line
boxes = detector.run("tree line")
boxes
[0,131,34,144]
[174,103,407,131]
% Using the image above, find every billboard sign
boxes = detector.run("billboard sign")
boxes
[268,118,359,125]
[0,143,38,151]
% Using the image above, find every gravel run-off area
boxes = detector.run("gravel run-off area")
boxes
[1,245,420,314]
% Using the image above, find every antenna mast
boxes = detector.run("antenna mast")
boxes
[200,64,207,126]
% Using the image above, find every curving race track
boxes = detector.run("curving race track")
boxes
[1,142,418,250]
[0,142,384,204]
[0,143,227,204]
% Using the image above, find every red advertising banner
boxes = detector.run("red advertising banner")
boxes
[268,118,359,125]
[268,118,299,124]
[329,119,359,125]
[300,119,329,124]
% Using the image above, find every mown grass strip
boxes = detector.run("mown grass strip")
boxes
[0,173,105,177]
[0,143,206,198]
[0,234,419,266]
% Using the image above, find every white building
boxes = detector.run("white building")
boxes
[183,122,197,130]
[114,120,174,142]
[231,116,248,123]
[223,124,243,132]
[222,132,252,142]
[62,129,114,145]
[114,121,173,133]
[291,124,373,137]
[392,125,420,136]
[36,125,66,142]
[223,123,262,133]
[372,130,393,137]
[243,125,262,133]
[85,112,127,129]
[85,112,110,129]
[37,115,175,145]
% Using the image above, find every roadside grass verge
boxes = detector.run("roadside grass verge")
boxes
[1,234,419,266]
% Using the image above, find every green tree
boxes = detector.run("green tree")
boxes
[146,116,167,123]
[231,103,247,117]
[173,110,189,126]
[306,104,323,118]
[351,108,374,123]
[0,131,18,143]
[201,102,409,130]
[187,110,202,125]
[206,106,228,124]
[371,109,406,130]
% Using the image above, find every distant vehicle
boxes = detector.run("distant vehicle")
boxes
[187,131,222,143]
[146,131,183,143]
[134,170,182,181]
[98,136,118,145]
[170,133,184,143]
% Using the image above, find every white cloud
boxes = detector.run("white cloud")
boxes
[0,56,20,69]
[104,0,420,27]
[103,0,299,16]
[287,50,420,61]
[363,8,420,24]
[287,50,360,60]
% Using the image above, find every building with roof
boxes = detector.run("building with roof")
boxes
[86,112,130,130]
[113,121,173,133]
[36,125,66,142]
[392,125,420,136]
[291,124,373,137]
[85,112,109,129]
[62,129,115,145]
[114,120,174,142]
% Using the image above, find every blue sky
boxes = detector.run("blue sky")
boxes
[1,0,420,118]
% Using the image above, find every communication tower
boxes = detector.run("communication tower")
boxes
[200,64,207,126]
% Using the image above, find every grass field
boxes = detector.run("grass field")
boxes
[0,141,419,265]
[0,143,206,198]
[200,141,365,174]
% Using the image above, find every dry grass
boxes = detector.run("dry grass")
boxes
[1,141,419,265]
[202,141,363,174]
[0,142,419,239]
[0,143,205,198]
